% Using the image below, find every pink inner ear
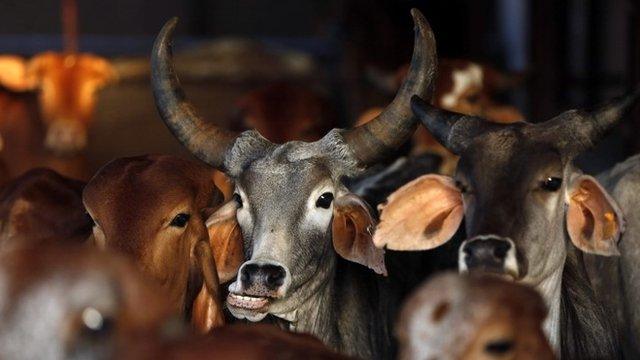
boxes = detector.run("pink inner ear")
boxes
[332,194,387,276]
[566,176,622,256]
[374,174,464,251]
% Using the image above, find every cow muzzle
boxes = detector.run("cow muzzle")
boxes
[226,260,291,321]
[459,235,519,279]
[44,120,88,154]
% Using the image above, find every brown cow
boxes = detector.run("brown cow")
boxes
[210,82,337,199]
[126,324,351,359]
[0,168,92,251]
[358,59,524,175]
[0,53,116,154]
[26,52,117,154]
[396,272,554,360]
[0,244,177,359]
[235,82,335,144]
[83,155,244,333]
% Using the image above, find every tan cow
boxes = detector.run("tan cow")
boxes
[126,324,351,359]
[83,154,244,333]
[396,272,554,360]
[212,82,335,200]
[0,168,92,252]
[0,53,116,154]
[0,244,177,359]
[358,59,524,174]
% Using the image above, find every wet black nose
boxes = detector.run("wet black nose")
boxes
[463,237,511,271]
[240,263,286,290]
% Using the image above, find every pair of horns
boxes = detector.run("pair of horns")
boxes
[411,87,640,156]
[151,9,437,171]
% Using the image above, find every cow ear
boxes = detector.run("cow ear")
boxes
[25,53,54,88]
[191,241,225,333]
[205,201,244,283]
[0,55,37,92]
[332,193,387,276]
[90,57,118,87]
[374,174,464,251]
[566,175,623,256]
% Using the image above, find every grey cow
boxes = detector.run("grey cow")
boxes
[374,88,640,358]
[150,9,437,359]
[585,153,640,358]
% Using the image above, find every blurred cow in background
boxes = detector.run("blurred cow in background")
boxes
[0,53,116,154]
[0,168,92,252]
[358,59,524,175]
[126,324,350,359]
[397,272,554,360]
[0,245,177,360]
[0,52,115,181]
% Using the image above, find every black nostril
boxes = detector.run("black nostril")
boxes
[493,242,510,259]
[262,264,286,289]
[464,237,511,264]
[241,263,259,285]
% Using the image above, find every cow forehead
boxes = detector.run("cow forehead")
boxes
[240,156,332,199]
[459,126,563,183]
[84,156,216,219]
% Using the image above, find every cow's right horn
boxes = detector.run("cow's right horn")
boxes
[342,9,438,167]
[151,18,240,171]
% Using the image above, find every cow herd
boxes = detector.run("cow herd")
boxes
[0,8,638,360]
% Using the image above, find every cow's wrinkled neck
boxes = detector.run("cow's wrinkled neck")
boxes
[536,266,563,356]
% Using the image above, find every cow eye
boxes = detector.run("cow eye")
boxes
[170,213,190,227]
[233,193,243,208]
[541,177,562,191]
[455,180,468,194]
[485,339,514,355]
[81,307,113,338]
[316,192,334,209]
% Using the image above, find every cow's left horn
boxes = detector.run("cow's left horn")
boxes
[342,9,438,166]
[544,86,640,156]
[151,18,239,170]
[411,95,504,154]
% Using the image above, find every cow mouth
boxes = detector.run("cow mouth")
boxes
[227,293,271,311]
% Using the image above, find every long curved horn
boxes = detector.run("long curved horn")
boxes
[342,9,438,166]
[151,18,239,170]
[543,86,640,156]
[411,95,504,154]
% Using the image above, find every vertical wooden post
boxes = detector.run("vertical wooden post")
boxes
[61,0,78,53]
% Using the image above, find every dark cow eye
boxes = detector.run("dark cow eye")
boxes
[485,339,514,355]
[316,192,334,209]
[541,177,562,192]
[455,180,468,194]
[233,193,243,208]
[80,307,113,338]
[170,213,190,227]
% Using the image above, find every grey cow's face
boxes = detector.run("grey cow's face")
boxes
[225,137,356,321]
[455,126,572,284]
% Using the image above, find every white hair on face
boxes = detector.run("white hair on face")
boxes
[302,181,336,231]
[440,63,483,109]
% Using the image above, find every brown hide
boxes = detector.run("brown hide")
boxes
[0,245,176,359]
[397,272,554,360]
[125,324,350,359]
[83,155,242,332]
[0,168,92,251]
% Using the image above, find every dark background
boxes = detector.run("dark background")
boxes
[0,0,639,174]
